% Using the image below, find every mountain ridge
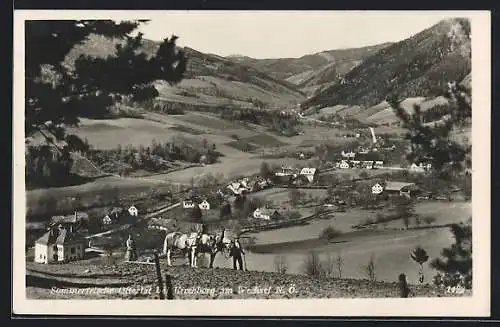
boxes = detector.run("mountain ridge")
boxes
[302,18,471,109]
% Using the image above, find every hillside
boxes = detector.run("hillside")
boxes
[26,260,467,300]
[64,34,306,110]
[230,43,393,96]
[302,18,471,110]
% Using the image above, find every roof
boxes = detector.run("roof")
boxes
[55,228,86,245]
[36,227,85,245]
[385,181,417,191]
[300,167,317,175]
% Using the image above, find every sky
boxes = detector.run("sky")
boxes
[134,11,464,59]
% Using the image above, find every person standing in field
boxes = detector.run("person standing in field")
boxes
[229,236,245,270]
[125,234,138,261]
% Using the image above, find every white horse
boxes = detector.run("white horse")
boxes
[162,231,199,267]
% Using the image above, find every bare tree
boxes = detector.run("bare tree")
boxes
[336,253,344,279]
[274,255,288,274]
[361,254,377,285]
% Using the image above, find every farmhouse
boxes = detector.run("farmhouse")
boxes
[371,183,384,195]
[337,160,350,169]
[275,165,297,177]
[384,181,420,198]
[350,160,361,168]
[253,208,280,220]
[410,163,425,172]
[50,211,88,226]
[198,200,211,210]
[183,200,196,209]
[34,224,86,264]
[341,150,356,159]
[299,167,318,183]
[102,215,113,225]
[128,205,139,217]
[362,161,374,169]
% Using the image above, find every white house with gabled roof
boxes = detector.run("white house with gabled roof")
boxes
[198,200,211,210]
[299,167,317,183]
[128,205,139,217]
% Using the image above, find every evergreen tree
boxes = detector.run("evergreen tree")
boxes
[430,220,472,289]
[25,20,186,185]
[388,81,471,179]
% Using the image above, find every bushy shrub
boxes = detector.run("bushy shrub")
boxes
[319,226,341,241]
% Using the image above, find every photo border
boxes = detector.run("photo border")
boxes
[12,9,492,317]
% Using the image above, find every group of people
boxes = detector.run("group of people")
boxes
[124,231,247,271]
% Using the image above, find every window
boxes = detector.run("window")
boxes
[53,245,58,251]
[71,247,75,254]
[39,254,42,259]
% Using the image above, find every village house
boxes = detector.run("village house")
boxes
[50,211,89,227]
[182,200,196,209]
[128,205,139,217]
[374,161,384,169]
[350,160,361,168]
[34,224,86,264]
[410,163,425,172]
[275,165,297,177]
[227,181,249,195]
[371,183,384,195]
[341,150,356,159]
[299,167,318,183]
[337,160,350,169]
[253,208,280,220]
[102,215,113,225]
[198,200,211,210]
[362,161,374,169]
[384,181,420,198]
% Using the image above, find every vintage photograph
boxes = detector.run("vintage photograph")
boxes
[13,10,490,316]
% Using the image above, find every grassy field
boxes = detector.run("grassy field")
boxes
[240,200,470,283]
[67,118,178,150]
[26,176,170,217]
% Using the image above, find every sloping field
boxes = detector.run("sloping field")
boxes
[242,201,469,283]
[26,176,168,216]
[25,259,463,300]
[150,157,307,184]
[242,227,456,284]
[67,118,178,150]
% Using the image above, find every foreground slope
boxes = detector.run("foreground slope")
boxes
[303,18,471,109]
[26,260,467,299]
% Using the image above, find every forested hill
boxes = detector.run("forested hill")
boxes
[301,18,471,109]
[229,43,393,96]
[64,34,306,110]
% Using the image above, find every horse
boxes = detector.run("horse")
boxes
[192,229,232,268]
[162,231,199,267]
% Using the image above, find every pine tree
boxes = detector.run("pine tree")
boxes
[430,220,472,289]
[388,80,471,180]
[25,20,186,185]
